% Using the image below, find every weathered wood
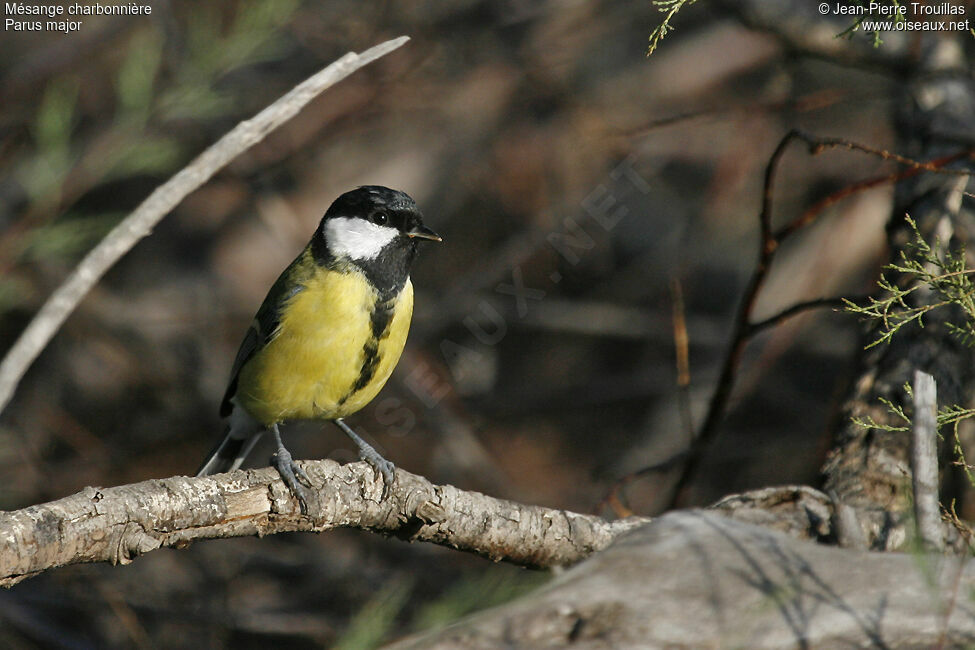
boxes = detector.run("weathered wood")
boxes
[390,511,975,649]
[0,460,647,587]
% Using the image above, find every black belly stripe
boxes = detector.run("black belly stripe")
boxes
[338,294,397,406]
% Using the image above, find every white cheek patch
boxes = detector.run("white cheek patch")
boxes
[325,217,399,260]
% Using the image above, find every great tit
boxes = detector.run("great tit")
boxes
[197,186,441,510]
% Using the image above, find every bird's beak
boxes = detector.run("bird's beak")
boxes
[407,225,442,242]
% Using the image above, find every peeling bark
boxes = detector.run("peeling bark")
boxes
[0,460,647,587]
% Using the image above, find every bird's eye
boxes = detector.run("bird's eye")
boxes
[372,211,388,225]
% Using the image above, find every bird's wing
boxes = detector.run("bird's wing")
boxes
[220,258,306,417]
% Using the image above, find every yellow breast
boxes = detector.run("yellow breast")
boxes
[235,262,414,425]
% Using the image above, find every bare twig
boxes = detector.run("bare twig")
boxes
[0,460,648,587]
[665,130,800,507]
[748,296,863,337]
[670,277,694,444]
[913,370,943,551]
[603,133,971,511]
[666,131,974,508]
[597,450,692,517]
[0,36,410,416]
[775,149,974,242]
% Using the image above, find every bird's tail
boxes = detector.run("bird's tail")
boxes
[196,407,265,476]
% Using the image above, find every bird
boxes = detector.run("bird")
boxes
[196,186,441,511]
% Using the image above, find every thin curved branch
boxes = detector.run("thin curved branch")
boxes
[747,296,859,337]
[667,131,974,508]
[0,36,410,416]
[0,460,648,588]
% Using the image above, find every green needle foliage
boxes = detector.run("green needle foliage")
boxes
[645,0,907,57]
[846,215,975,490]
[853,383,975,490]
[844,215,975,350]
[646,0,699,56]
[851,394,911,434]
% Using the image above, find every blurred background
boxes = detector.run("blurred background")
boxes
[0,0,911,647]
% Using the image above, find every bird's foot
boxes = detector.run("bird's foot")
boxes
[334,419,395,500]
[270,446,312,514]
[359,445,396,500]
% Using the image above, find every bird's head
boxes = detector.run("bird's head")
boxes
[311,186,441,294]
[316,186,440,264]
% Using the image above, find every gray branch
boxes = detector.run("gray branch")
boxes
[6,465,964,648]
[913,370,943,550]
[0,36,410,416]
[0,461,648,588]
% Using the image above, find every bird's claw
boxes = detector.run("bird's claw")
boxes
[333,419,396,500]
[271,447,312,513]
[360,448,396,500]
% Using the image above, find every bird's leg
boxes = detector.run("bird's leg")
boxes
[333,418,395,499]
[268,422,312,513]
